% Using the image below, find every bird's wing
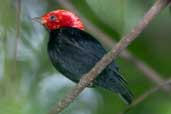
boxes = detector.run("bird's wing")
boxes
[49,27,130,100]
[49,27,107,82]
[58,28,126,83]
[59,27,107,59]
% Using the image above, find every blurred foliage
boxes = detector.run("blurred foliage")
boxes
[0,0,171,114]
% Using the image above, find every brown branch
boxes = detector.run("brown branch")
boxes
[118,79,171,114]
[48,0,171,113]
[57,0,170,92]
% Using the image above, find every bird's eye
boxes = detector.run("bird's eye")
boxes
[50,15,57,21]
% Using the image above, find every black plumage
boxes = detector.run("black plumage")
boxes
[47,27,133,104]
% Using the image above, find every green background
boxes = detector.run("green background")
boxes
[0,0,171,114]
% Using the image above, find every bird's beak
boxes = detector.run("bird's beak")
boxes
[32,17,46,25]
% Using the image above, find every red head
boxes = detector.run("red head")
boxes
[33,10,84,31]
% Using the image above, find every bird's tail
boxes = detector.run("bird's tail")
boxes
[117,84,133,104]
[110,71,133,104]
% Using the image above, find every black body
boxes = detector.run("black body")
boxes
[48,27,133,104]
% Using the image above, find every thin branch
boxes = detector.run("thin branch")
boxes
[118,79,171,114]
[121,51,170,91]
[57,0,170,92]
[16,0,21,39]
[48,0,171,113]
[15,0,21,53]
[12,0,21,79]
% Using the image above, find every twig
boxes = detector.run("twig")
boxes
[15,0,21,53]
[118,79,171,114]
[57,0,170,92]
[12,0,21,79]
[48,0,171,114]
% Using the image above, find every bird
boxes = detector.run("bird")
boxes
[33,9,133,104]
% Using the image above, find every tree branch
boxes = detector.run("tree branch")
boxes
[11,0,21,79]
[49,0,171,113]
[57,0,170,92]
[117,79,171,114]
